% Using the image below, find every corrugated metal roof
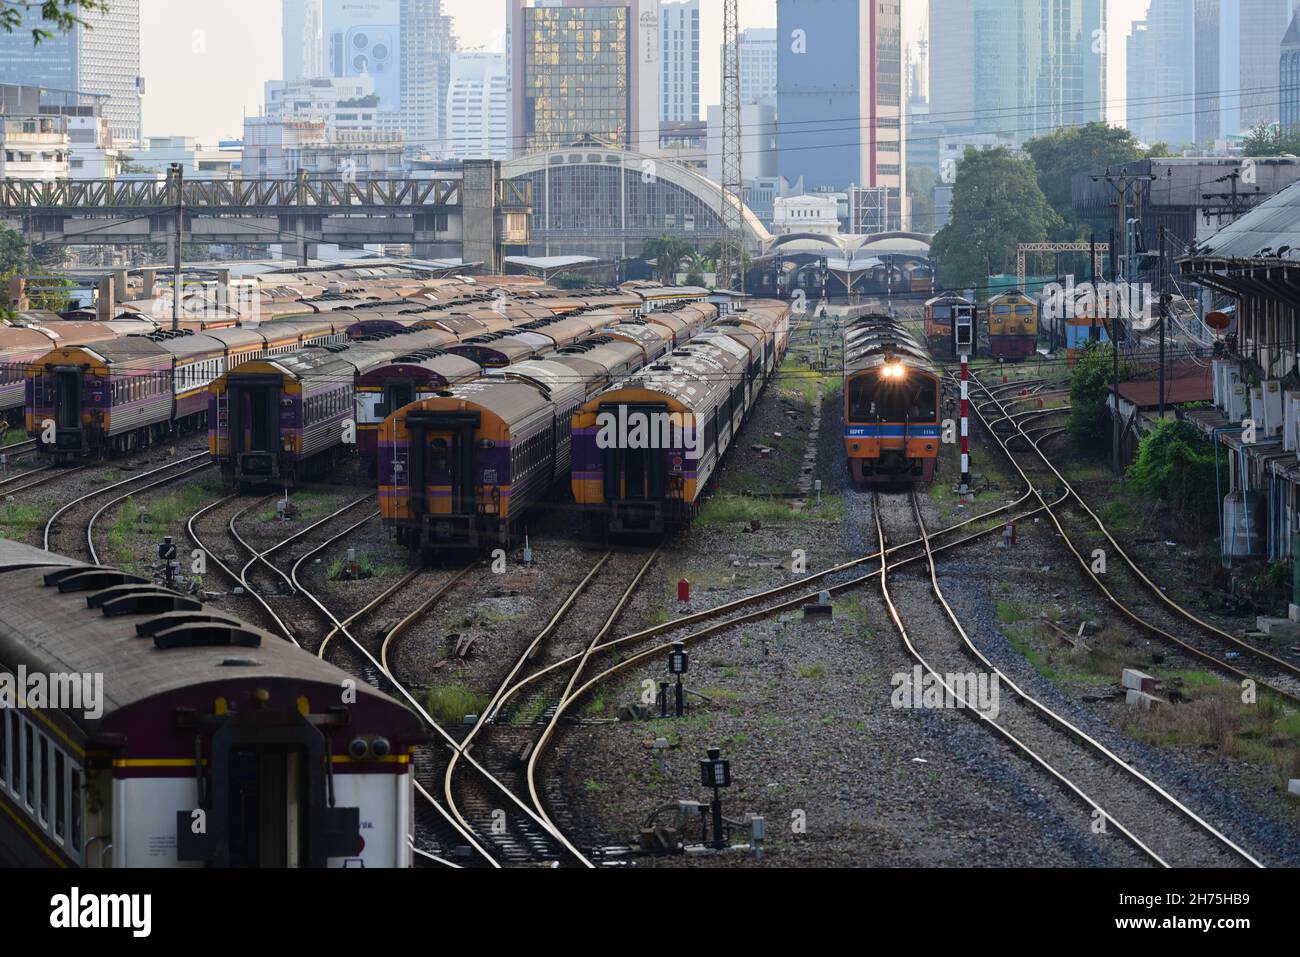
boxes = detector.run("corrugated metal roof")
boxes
[1194,179,1300,258]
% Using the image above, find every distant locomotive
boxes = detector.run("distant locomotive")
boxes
[0,538,424,868]
[924,294,978,357]
[986,290,1039,360]
[841,313,941,484]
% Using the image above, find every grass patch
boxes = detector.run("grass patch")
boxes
[423,684,491,724]
[1123,683,1300,784]
[797,662,827,680]
[583,690,608,716]
[995,599,1026,624]
[697,492,798,526]
[103,479,224,571]
[582,777,605,793]
[327,544,409,580]
[0,501,42,536]
[1,429,30,448]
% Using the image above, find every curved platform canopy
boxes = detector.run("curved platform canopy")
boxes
[504,138,773,253]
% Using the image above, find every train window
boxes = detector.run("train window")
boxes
[53,751,64,840]
[9,711,19,797]
[70,768,82,852]
[23,721,33,809]
[38,735,48,824]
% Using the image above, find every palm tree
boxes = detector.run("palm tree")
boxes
[641,235,690,283]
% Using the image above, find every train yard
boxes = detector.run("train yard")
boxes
[0,279,1297,873]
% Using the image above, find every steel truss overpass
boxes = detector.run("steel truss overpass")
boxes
[0,161,530,268]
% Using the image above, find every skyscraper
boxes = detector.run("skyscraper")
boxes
[1188,0,1294,143]
[1126,0,1196,146]
[727,27,777,108]
[659,0,699,123]
[283,0,326,81]
[0,0,142,146]
[446,51,510,160]
[970,0,1106,141]
[776,0,905,226]
[927,0,975,136]
[1283,10,1300,130]
[510,0,660,156]
[400,0,456,154]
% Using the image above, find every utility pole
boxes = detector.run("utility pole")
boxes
[1108,227,1120,474]
[171,163,184,332]
[1158,225,1167,418]
[1090,166,1158,282]
[718,0,743,292]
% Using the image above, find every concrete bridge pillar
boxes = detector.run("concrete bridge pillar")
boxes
[462,159,501,275]
[97,276,115,322]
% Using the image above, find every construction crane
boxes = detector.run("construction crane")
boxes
[718,0,743,293]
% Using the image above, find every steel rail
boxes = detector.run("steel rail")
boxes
[43,451,211,551]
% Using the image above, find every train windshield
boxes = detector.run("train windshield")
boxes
[847,373,937,423]
[931,305,951,319]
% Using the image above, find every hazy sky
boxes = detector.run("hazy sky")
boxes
[140,0,1151,143]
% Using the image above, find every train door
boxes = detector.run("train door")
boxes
[600,403,668,502]
[55,370,81,433]
[406,411,480,521]
[228,746,306,868]
[227,377,280,479]
[384,380,415,415]
[177,712,361,869]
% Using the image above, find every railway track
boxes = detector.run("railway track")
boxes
[873,488,1259,868]
[437,549,661,866]
[42,450,213,561]
[187,493,499,866]
[0,463,85,497]
[965,370,1300,705]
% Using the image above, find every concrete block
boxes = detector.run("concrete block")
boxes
[1121,669,1156,693]
[1126,688,1165,711]
[1289,779,1300,798]
[1256,617,1300,639]
[1289,604,1300,623]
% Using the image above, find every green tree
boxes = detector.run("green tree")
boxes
[1067,343,1118,452]
[1242,123,1300,157]
[1023,122,1147,238]
[929,147,1059,294]
[640,235,691,284]
[1126,418,1226,527]
[0,225,35,319]
[0,0,107,43]
[907,164,937,233]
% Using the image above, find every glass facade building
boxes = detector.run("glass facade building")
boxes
[520,5,631,151]
[1283,12,1300,131]
[776,0,905,227]
[968,0,1106,142]
[0,0,141,146]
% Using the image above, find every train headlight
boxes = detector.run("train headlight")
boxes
[851,443,860,453]
[371,737,391,758]
[348,737,369,759]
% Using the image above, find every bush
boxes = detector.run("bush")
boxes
[1068,343,1115,451]
[1125,418,1225,527]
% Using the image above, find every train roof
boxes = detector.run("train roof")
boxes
[361,350,481,384]
[493,357,590,404]
[0,541,406,735]
[416,377,554,426]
